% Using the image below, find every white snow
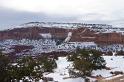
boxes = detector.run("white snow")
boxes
[1,39,124,55]
[43,56,124,82]
[40,33,52,39]
[93,56,124,78]
[64,32,72,43]
[44,57,85,82]
[0,39,98,55]
[105,74,123,80]
[2,22,124,36]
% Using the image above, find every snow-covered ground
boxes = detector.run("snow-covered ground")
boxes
[0,39,97,54]
[93,56,124,78]
[43,57,85,82]
[2,22,124,36]
[1,39,124,55]
[19,22,124,34]
[20,22,112,30]
[43,56,124,82]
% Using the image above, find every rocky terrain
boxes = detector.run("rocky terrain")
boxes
[1,22,124,55]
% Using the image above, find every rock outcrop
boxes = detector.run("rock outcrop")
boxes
[0,26,124,44]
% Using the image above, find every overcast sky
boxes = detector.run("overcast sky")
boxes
[0,0,124,30]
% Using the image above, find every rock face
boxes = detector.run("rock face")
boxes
[0,27,95,41]
[70,28,96,42]
[95,32,124,44]
[0,27,68,40]
[0,26,124,44]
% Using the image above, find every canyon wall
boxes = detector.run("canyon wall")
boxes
[0,26,124,44]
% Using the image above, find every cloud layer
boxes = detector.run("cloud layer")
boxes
[0,0,124,30]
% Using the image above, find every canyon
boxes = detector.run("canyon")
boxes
[0,22,124,55]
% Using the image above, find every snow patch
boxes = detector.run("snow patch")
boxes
[40,33,52,39]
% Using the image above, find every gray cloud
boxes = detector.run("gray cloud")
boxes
[0,8,82,30]
[1,6,124,30]
[0,8,46,28]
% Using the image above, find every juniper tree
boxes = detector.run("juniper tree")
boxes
[68,49,106,77]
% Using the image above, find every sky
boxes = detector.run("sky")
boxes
[0,0,124,30]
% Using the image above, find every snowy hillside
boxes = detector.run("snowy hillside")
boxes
[2,22,124,35]
[19,22,113,29]
[1,22,124,55]
[43,56,124,82]
[0,39,97,55]
[12,22,124,35]
[1,39,124,55]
